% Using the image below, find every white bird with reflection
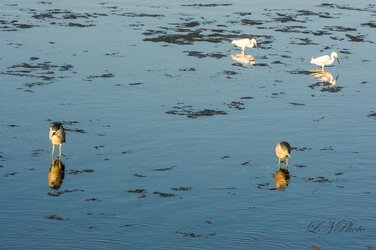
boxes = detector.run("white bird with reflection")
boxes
[231,38,257,54]
[310,52,339,72]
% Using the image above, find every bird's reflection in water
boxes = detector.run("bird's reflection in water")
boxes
[309,70,341,92]
[231,53,256,65]
[48,156,65,189]
[274,168,290,190]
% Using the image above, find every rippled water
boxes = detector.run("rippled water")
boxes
[1,0,376,249]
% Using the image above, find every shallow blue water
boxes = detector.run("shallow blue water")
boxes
[1,0,376,249]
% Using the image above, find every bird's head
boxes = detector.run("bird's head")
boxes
[251,38,258,48]
[332,52,340,64]
[51,123,62,132]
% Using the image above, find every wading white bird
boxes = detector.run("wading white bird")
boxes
[310,52,339,72]
[275,141,291,169]
[231,38,257,54]
[49,123,66,157]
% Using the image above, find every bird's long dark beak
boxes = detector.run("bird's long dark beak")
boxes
[336,58,340,64]
[335,74,339,81]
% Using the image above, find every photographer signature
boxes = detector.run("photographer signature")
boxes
[308,220,366,233]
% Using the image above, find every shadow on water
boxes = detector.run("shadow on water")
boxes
[48,156,65,190]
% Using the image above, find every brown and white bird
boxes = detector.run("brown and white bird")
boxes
[49,123,66,157]
[275,141,291,169]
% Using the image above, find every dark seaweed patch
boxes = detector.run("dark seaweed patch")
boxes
[305,176,333,183]
[292,147,312,151]
[176,230,201,237]
[45,214,64,220]
[153,166,176,171]
[85,198,100,202]
[256,183,276,190]
[116,12,164,18]
[361,22,376,28]
[67,169,95,175]
[1,61,73,88]
[346,34,367,42]
[241,19,263,25]
[127,189,147,198]
[0,20,37,31]
[319,3,376,14]
[289,102,305,106]
[68,22,95,27]
[143,24,239,45]
[181,3,232,7]
[184,51,226,59]
[3,172,17,177]
[153,191,176,198]
[179,68,196,72]
[65,128,87,133]
[367,111,376,118]
[128,189,147,194]
[320,146,334,151]
[171,186,192,191]
[166,104,227,119]
[240,96,254,100]
[87,73,114,79]
[226,101,245,110]
[48,189,84,197]
[29,9,107,27]
[290,38,318,45]
[129,82,143,86]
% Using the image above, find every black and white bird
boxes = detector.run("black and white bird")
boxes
[275,141,291,169]
[49,123,66,157]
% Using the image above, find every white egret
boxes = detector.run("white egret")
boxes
[310,52,339,72]
[231,38,257,54]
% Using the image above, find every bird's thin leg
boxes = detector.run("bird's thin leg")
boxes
[51,144,55,158]
[286,158,289,170]
[277,159,281,170]
[59,144,62,158]
[241,48,245,55]
[321,65,324,72]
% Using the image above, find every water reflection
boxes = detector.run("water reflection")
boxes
[309,70,342,92]
[231,53,256,65]
[48,156,65,190]
[274,168,290,190]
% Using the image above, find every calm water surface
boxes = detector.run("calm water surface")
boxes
[1,0,375,249]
